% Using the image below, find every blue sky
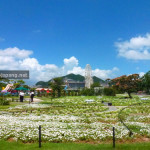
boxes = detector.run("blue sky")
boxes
[0,0,150,84]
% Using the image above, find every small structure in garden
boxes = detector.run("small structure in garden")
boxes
[85,64,93,88]
[85,99,95,103]
[141,98,149,100]
[97,96,102,98]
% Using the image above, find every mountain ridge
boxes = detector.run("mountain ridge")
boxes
[36,73,105,87]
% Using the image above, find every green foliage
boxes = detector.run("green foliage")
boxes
[0,96,10,105]
[103,87,116,96]
[0,77,9,82]
[91,82,100,88]
[141,71,150,93]
[0,82,7,89]
[79,82,102,96]
[0,77,9,88]
[50,77,63,97]
[80,88,95,96]
[23,85,30,89]
[17,80,25,85]
[111,74,141,98]
[13,80,25,88]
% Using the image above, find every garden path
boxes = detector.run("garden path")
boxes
[102,102,118,112]
[24,97,43,103]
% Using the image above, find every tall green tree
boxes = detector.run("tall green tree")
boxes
[90,82,102,95]
[13,80,25,88]
[49,77,63,97]
[111,74,141,98]
[141,71,150,93]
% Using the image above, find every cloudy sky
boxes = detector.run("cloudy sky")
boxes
[0,0,150,84]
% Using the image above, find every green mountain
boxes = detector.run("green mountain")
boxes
[93,76,105,83]
[35,81,49,88]
[62,74,85,82]
[36,73,105,87]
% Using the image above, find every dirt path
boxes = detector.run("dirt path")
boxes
[24,97,43,103]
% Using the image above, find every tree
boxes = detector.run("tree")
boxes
[141,71,150,93]
[49,77,63,97]
[13,80,25,88]
[80,88,94,96]
[91,82,100,89]
[103,87,116,96]
[23,85,31,89]
[0,77,9,89]
[111,74,141,98]
[90,82,102,95]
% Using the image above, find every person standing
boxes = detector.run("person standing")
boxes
[19,91,25,102]
[30,91,35,102]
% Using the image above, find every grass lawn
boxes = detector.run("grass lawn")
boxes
[0,102,30,110]
[1,140,150,150]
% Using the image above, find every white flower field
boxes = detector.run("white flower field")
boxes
[0,95,150,143]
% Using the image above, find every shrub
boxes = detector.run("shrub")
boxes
[103,87,116,96]
[80,88,94,96]
[0,96,10,105]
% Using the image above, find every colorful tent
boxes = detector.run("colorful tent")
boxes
[15,87,29,91]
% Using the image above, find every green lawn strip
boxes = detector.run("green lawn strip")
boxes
[0,101,29,110]
[0,103,21,110]
[1,141,150,150]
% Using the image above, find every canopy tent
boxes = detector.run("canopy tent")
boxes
[15,87,30,91]
[36,88,52,91]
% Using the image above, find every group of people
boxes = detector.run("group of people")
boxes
[19,91,35,102]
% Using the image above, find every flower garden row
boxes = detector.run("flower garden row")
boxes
[0,95,150,142]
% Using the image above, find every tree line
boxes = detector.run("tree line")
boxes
[49,71,150,98]
[1,70,150,98]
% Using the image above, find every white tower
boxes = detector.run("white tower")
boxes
[85,64,93,88]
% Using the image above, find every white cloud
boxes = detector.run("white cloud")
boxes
[0,56,14,64]
[92,67,119,79]
[67,67,85,76]
[115,33,150,60]
[0,47,119,84]
[0,47,33,59]
[20,58,41,70]
[139,72,145,77]
[64,56,78,67]
[67,66,119,80]
[62,56,79,75]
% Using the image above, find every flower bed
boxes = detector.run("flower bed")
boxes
[0,95,150,142]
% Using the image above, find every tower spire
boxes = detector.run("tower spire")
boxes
[85,64,93,88]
